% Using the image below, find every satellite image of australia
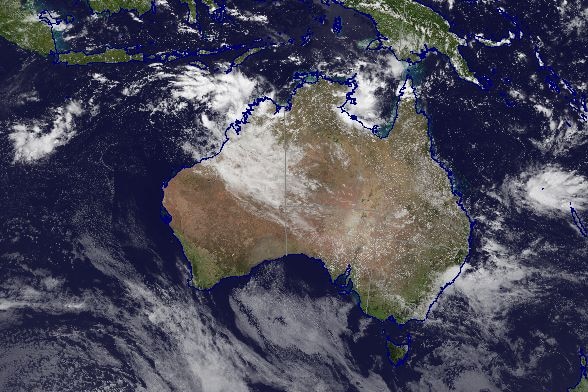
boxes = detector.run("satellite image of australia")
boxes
[0,0,586,391]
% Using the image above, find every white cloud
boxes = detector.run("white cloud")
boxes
[227,265,389,391]
[117,258,390,392]
[502,166,588,217]
[409,228,577,391]
[8,101,84,163]
[171,66,258,120]
[474,31,516,47]
[340,56,406,129]
[531,117,587,156]
[526,169,588,211]
[534,103,553,118]
[200,101,284,213]
[226,7,268,23]
[170,66,266,159]
[197,100,318,226]
[452,239,533,318]
[506,167,588,214]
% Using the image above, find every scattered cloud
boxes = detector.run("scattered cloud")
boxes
[8,101,84,163]
[531,116,587,155]
[171,67,259,121]
[226,7,269,24]
[169,66,268,159]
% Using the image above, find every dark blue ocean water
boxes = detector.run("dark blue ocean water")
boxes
[0,0,586,390]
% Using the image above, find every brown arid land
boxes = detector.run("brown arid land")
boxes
[163,80,470,321]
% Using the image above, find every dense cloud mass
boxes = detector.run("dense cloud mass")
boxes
[8,101,85,163]
[0,0,586,391]
[503,166,588,215]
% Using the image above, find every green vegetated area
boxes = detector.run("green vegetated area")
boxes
[387,342,407,364]
[344,0,474,82]
[179,0,216,19]
[88,0,152,14]
[569,355,588,392]
[179,0,197,22]
[58,48,143,64]
[364,248,468,322]
[0,0,153,55]
[234,47,263,65]
[571,377,588,392]
[175,232,249,289]
[0,0,54,54]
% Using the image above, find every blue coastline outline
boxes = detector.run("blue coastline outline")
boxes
[30,0,538,92]
[385,333,411,367]
[568,347,588,391]
[85,0,156,16]
[35,0,509,85]
[158,52,476,367]
[34,0,482,368]
[19,0,583,375]
[39,0,158,61]
[570,204,588,238]
[533,43,587,121]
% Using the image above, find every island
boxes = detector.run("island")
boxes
[88,0,152,14]
[570,355,588,392]
[0,0,151,56]
[0,0,477,82]
[58,49,143,65]
[163,80,470,321]
[387,342,408,364]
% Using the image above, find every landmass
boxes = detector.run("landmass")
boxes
[0,0,150,57]
[0,0,474,81]
[201,0,218,13]
[88,0,152,14]
[163,80,470,321]
[179,0,197,23]
[344,0,474,82]
[0,0,54,54]
[570,355,588,392]
[179,0,216,20]
[571,206,588,237]
[58,49,143,65]
[233,47,263,66]
[387,342,408,364]
[571,377,588,392]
